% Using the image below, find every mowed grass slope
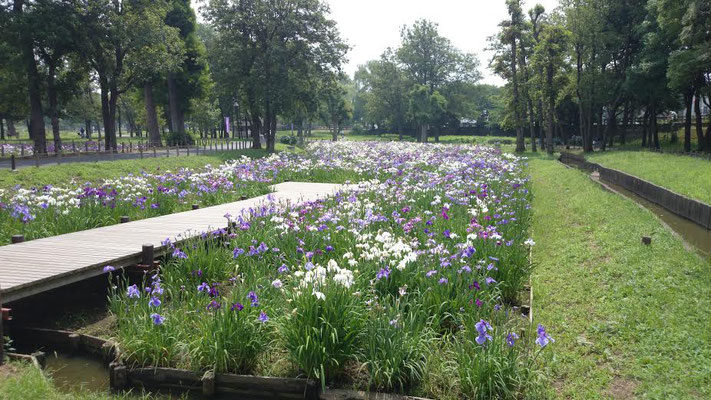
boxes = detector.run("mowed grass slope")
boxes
[586,151,711,205]
[0,149,272,190]
[529,157,711,398]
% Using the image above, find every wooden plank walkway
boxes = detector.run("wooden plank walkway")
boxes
[0,182,347,303]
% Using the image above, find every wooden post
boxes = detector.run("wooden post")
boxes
[120,216,130,223]
[121,143,125,153]
[140,146,143,159]
[34,152,39,168]
[202,370,215,396]
[21,146,24,156]
[109,362,127,389]
[142,244,154,266]
[11,235,24,244]
[10,155,15,171]
[176,145,179,156]
[153,146,157,158]
[187,145,190,156]
[192,204,200,210]
[72,141,76,153]
[166,146,169,157]
[85,141,89,153]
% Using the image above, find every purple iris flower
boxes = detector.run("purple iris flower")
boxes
[475,319,493,345]
[258,311,269,323]
[426,270,437,278]
[278,264,289,274]
[439,277,449,285]
[535,324,554,348]
[148,296,161,307]
[248,291,259,307]
[197,282,210,292]
[485,277,497,285]
[376,268,391,280]
[127,284,140,299]
[150,313,164,325]
[172,248,187,259]
[506,332,519,347]
[233,247,244,258]
[231,302,244,312]
[103,265,115,273]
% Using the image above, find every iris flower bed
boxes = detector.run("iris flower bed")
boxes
[107,142,552,399]
[0,153,363,245]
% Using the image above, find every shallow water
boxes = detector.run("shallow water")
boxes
[45,352,109,393]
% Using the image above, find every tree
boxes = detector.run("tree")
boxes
[532,24,569,153]
[4,0,47,153]
[361,50,409,139]
[491,0,527,152]
[80,0,180,151]
[398,19,480,142]
[204,0,348,151]
[321,77,352,141]
[408,84,447,142]
[29,0,81,152]
[164,0,210,144]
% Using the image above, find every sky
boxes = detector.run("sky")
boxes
[192,0,561,86]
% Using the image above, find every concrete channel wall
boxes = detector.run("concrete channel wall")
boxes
[559,152,711,230]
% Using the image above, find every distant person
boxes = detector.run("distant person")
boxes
[80,127,85,138]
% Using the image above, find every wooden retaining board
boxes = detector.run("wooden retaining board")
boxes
[0,182,348,303]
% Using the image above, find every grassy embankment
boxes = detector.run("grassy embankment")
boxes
[0,149,272,190]
[585,150,711,205]
[530,156,711,398]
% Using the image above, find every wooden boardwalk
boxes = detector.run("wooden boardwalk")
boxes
[0,182,347,303]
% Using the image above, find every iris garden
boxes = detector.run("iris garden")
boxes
[100,142,553,399]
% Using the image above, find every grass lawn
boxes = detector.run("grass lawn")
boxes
[529,156,711,398]
[0,149,274,190]
[585,150,711,205]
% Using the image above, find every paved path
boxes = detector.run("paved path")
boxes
[0,182,347,303]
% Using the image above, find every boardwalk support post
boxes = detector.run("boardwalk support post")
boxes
[120,216,130,224]
[11,235,24,244]
[109,362,127,389]
[142,244,154,266]
[192,204,200,210]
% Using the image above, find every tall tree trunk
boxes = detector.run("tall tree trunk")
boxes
[251,115,261,149]
[511,37,524,153]
[100,76,112,152]
[144,82,161,147]
[85,119,92,139]
[651,106,659,149]
[641,110,648,148]
[528,101,537,152]
[694,89,704,152]
[683,89,693,153]
[397,121,403,141]
[14,0,46,154]
[167,74,184,138]
[7,119,16,137]
[546,64,555,154]
[47,63,62,153]
[268,113,277,151]
[0,118,4,140]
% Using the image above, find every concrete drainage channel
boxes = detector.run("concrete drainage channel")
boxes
[559,152,711,259]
